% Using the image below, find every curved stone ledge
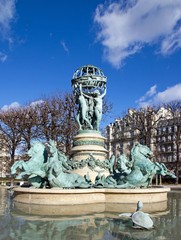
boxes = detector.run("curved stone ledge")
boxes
[13,187,170,205]
[13,201,169,216]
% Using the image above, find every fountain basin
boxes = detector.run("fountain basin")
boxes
[13,187,170,205]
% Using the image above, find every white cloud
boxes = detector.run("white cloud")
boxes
[0,51,7,62]
[136,85,157,108]
[1,100,44,112]
[137,83,181,107]
[30,100,44,108]
[94,0,181,67]
[138,85,157,103]
[160,28,181,55]
[60,40,69,54]
[0,0,16,40]
[1,101,21,111]
[154,84,181,104]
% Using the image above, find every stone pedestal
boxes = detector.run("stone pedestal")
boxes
[70,130,109,182]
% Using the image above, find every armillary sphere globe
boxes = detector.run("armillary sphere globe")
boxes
[71,64,107,97]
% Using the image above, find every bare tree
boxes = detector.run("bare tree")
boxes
[0,92,113,168]
[61,93,78,156]
[35,93,77,156]
[36,94,65,143]
[102,97,113,120]
[13,104,40,152]
[0,108,22,167]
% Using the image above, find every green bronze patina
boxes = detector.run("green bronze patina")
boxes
[71,65,107,131]
[11,140,93,188]
[11,65,176,189]
[11,140,114,188]
[45,140,91,188]
[11,141,47,188]
[103,143,176,188]
[11,141,176,189]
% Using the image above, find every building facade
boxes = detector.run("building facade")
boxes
[106,107,181,175]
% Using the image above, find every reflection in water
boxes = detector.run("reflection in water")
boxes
[0,188,181,240]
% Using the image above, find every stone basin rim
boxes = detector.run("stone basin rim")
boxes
[12,186,170,194]
[12,187,170,205]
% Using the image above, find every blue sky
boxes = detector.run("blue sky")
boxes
[0,0,181,124]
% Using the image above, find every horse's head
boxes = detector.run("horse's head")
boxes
[28,141,45,157]
[133,143,153,159]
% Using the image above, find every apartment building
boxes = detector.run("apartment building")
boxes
[106,107,181,174]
